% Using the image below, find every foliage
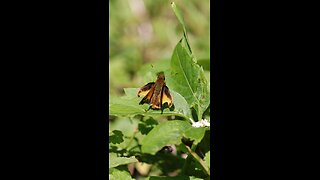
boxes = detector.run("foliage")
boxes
[109,1,210,179]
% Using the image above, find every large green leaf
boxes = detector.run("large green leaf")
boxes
[141,120,208,155]
[109,153,138,168]
[141,120,191,155]
[168,3,210,120]
[109,88,192,120]
[109,95,145,116]
[183,127,207,145]
[166,43,210,120]
[109,168,134,180]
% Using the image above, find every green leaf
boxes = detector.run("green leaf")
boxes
[109,117,142,151]
[204,151,210,169]
[141,120,191,155]
[183,127,207,145]
[197,59,210,71]
[109,153,138,168]
[171,2,192,55]
[171,2,187,35]
[140,120,208,154]
[109,88,192,120]
[109,95,146,116]
[109,168,134,180]
[169,2,210,120]
[109,130,124,144]
[109,117,140,137]
[138,118,158,135]
[167,42,210,120]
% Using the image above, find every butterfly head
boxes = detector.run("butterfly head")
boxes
[157,71,165,80]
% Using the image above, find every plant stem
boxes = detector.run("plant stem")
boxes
[197,107,201,122]
[185,145,210,176]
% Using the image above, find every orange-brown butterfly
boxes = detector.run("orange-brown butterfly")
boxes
[137,72,173,111]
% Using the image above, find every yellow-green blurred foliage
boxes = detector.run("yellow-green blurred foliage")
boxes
[109,0,210,96]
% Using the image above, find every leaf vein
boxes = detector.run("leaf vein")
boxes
[176,46,200,106]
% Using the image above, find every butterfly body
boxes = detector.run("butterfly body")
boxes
[137,72,173,110]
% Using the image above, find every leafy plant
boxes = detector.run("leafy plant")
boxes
[109,2,210,179]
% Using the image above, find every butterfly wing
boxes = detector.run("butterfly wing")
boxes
[161,85,173,108]
[138,82,155,105]
[137,82,155,97]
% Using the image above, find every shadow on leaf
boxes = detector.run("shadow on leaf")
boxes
[109,130,124,144]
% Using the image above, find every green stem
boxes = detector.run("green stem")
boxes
[198,106,201,121]
[185,145,210,176]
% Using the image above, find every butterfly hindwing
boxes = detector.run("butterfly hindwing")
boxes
[161,85,173,108]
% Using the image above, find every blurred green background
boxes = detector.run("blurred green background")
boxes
[109,0,210,96]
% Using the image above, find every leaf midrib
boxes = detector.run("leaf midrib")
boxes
[176,46,200,106]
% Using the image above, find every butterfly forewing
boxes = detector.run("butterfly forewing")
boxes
[137,82,155,97]
[139,84,155,105]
